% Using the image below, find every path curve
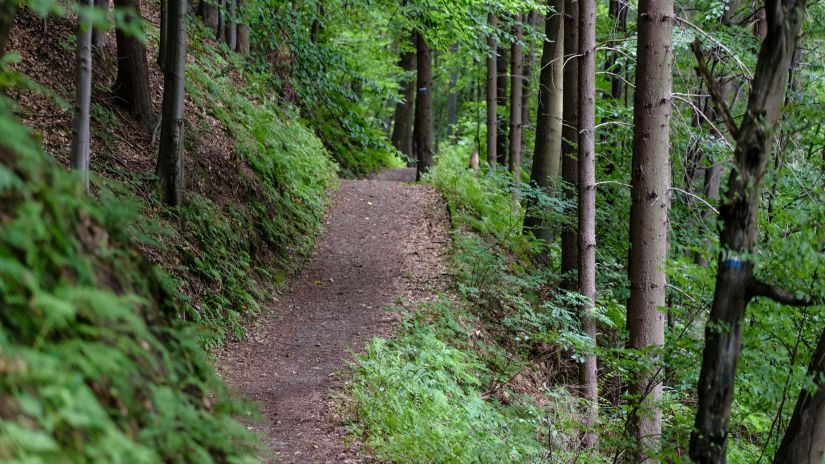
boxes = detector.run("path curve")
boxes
[218,168,450,463]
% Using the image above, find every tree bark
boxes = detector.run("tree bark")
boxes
[773,326,825,464]
[560,0,578,290]
[391,42,416,160]
[508,14,524,200]
[157,0,187,206]
[0,0,18,55]
[92,0,108,49]
[158,0,167,69]
[606,0,627,100]
[626,1,672,460]
[201,0,219,36]
[486,13,497,168]
[235,0,248,54]
[523,0,564,243]
[215,0,225,42]
[414,30,434,180]
[223,0,236,49]
[113,0,153,133]
[577,0,598,448]
[520,10,537,146]
[71,0,94,193]
[496,43,509,166]
[689,1,808,462]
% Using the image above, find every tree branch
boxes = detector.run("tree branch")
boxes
[690,40,740,139]
[748,278,820,307]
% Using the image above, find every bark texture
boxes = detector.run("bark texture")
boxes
[413,30,434,180]
[773,326,825,464]
[523,0,564,242]
[224,0,236,50]
[113,0,153,133]
[577,0,598,448]
[157,0,187,206]
[391,44,416,160]
[560,0,578,290]
[496,44,509,166]
[235,0,249,54]
[508,15,524,198]
[71,0,94,192]
[486,13,497,168]
[626,0,672,460]
[689,1,807,462]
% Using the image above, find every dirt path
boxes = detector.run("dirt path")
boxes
[217,168,450,463]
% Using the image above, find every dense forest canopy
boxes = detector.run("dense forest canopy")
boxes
[1,0,824,462]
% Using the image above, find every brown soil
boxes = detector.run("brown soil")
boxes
[216,168,451,463]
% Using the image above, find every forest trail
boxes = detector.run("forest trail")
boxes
[217,168,451,463]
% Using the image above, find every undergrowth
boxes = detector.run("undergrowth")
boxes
[347,143,596,463]
[0,100,258,462]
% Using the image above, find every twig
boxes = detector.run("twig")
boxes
[691,40,740,138]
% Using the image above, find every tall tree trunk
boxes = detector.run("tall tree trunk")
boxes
[523,0,564,242]
[577,0,598,448]
[689,1,808,462]
[560,0,579,290]
[391,43,416,160]
[215,0,225,42]
[157,0,187,206]
[508,14,524,202]
[605,0,627,100]
[224,0,236,49]
[202,0,219,36]
[158,0,167,68]
[695,160,722,267]
[92,0,108,49]
[520,10,537,147]
[496,44,509,166]
[773,326,825,464]
[71,0,93,193]
[446,76,458,137]
[414,30,434,180]
[486,13,497,168]
[626,0,672,460]
[235,0,248,53]
[113,0,153,133]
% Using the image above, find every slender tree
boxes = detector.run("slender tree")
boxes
[496,43,509,166]
[391,39,416,160]
[113,0,153,133]
[689,1,810,462]
[71,0,94,192]
[486,13,497,168]
[560,0,578,290]
[577,0,598,448]
[605,0,627,100]
[235,0,249,54]
[520,10,537,148]
[508,14,523,200]
[224,0,236,50]
[626,0,672,460]
[157,0,187,206]
[158,0,167,68]
[413,30,434,180]
[523,0,563,242]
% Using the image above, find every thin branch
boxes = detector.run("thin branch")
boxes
[675,15,753,79]
[691,40,740,138]
[670,187,720,214]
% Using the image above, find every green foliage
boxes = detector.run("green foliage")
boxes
[0,101,258,463]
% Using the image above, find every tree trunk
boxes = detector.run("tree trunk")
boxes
[0,0,18,55]
[695,160,722,267]
[496,44,509,166]
[414,30,434,180]
[158,0,167,69]
[391,43,416,160]
[215,0,225,42]
[523,0,564,242]
[508,15,524,203]
[773,326,825,464]
[560,0,578,290]
[626,1,672,461]
[446,75,458,138]
[224,0,236,49]
[520,10,537,146]
[486,13,497,169]
[606,0,627,100]
[71,0,93,193]
[92,0,108,49]
[689,1,807,462]
[235,0,248,53]
[113,0,153,133]
[577,0,598,448]
[157,0,187,206]
[202,0,219,36]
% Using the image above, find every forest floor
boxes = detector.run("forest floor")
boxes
[217,168,451,463]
